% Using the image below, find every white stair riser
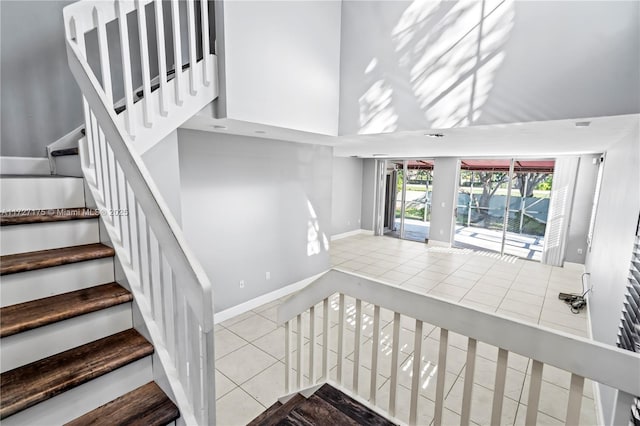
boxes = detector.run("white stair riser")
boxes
[53,155,83,177]
[0,177,85,211]
[1,304,132,373]
[1,357,152,426]
[0,219,99,255]
[0,258,114,307]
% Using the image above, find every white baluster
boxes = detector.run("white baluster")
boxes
[389,312,401,417]
[88,112,100,188]
[322,297,329,381]
[124,182,135,268]
[186,0,198,95]
[92,6,113,106]
[409,319,423,426]
[285,321,291,393]
[135,202,145,292]
[296,313,303,389]
[490,348,509,425]
[565,373,585,425]
[525,360,544,425]
[167,271,178,360]
[200,0,211,86]
[154,0,169,116]
[460,337,477,426]
[170,0,183,105]
[308,305,316,384]
[434,328,449,426]
[115,0,136,138]
[370,305,381,405]
[337,294,345,384]
[353,299,362,393]
[106,146,117,224]
[136,0,153,127]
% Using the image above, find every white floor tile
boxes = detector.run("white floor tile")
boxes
[216,344,279,385]
[216,387,265,426]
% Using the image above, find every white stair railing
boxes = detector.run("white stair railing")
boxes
[62,1,218,424]
[279,269,640,426]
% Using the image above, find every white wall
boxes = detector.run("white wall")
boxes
[220,0,342,135]
[429,158,459,244]
[339,0,640,135]
[565,154,600,264]
[360,159,377,231]
[1,1,82,157]
[331,157,363,235]
[584,123,640,420]
[178,129,332,311]
[141,130,182,224]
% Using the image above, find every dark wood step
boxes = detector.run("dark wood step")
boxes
[50,147,79,157]
[0,329,153,419]
[248,401,283,426]
[288,393,360,426]
[0,243,115,275]
[0,283,132,338]
[0,207,100,226]
[249,385,396,426]
[314,384,395,425]
[65,382,179,426]
[248,393,306,426]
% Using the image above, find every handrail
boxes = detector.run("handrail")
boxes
[279,268,640,397]
[63,0,218,424]
[66,29,214,332]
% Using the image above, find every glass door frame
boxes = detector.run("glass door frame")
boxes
[454,157,554,260]
[387,158,434,242]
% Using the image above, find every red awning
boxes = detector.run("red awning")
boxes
[461,159,554,172]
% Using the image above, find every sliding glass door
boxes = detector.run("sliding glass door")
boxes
[386,160,434,242]
[454,159,554,261]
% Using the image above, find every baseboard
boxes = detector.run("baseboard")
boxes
[0,157,50,175]
[426,239,450,248]
[330,229,373,241]
[563,261,585,271]
[213,270,327,324]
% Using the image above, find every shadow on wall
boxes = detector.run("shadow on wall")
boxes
[355,0,514,134]
[307,199,330,257]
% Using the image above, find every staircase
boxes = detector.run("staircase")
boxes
[248,384,395,426]
[0,175,179,425]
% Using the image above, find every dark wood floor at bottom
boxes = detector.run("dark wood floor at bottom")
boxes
[248,384,396,426]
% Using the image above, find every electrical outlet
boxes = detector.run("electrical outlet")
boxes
[239,280,245,288]
[266,272,270,280]
[577,248,583,255]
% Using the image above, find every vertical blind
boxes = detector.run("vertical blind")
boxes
[617,214,640,425]
[542,156,580,266]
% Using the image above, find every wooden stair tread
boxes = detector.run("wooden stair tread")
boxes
[0,243,114,275]
[248,393,306,426]
[0,207,99,226]
[247,401,283,426]
[249,385,396,426]
[0,329,153,419]
[314,384,395,425]
[65,382,179,426]
[0,283,132,338]
[288,394,361,426]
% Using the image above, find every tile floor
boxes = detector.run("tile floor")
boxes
[214,234,596,425]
